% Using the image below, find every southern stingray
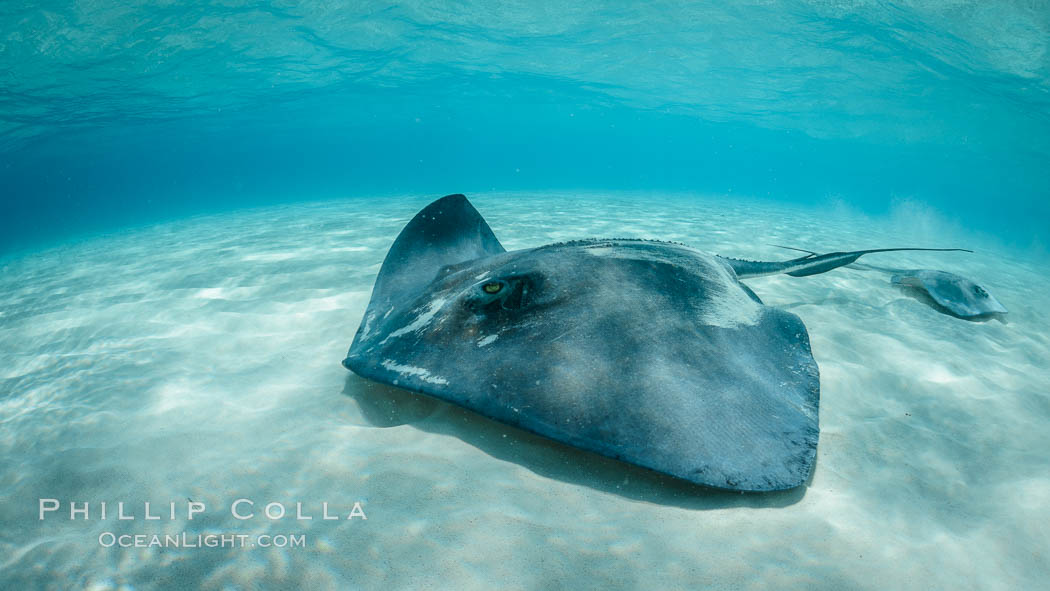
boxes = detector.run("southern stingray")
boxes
[342,194,968,491]
[890,270,1006,320]
[846,261,1005,321]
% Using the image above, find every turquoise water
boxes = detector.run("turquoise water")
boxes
[2,1,1048,255]
[3,3,1050,590]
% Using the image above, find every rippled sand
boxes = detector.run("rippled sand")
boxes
[1,193,1048,590]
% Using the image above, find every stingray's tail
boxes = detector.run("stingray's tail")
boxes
[782,247,972,278]
[727,246,972,279]
[849,247,973,255]
[771,245,972,256]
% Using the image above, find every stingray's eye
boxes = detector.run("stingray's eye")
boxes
[468,277,530,313]
[974,285,988,298]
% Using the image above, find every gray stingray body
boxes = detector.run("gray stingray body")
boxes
[344,194,819,491]
[343,194,969,492]
[891,269,1007,319]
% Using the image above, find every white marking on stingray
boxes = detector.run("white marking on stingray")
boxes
[477,334,499,347]
[359,311,376,340]
[582,244,624,258]
[696,261,762,328]
[581,242,699,268]
[582,242,759,328]
[381,360,449,385]
[379,298,448,344]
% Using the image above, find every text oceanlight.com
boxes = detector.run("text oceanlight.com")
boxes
[98,532,307,549]
[37,499,366,550]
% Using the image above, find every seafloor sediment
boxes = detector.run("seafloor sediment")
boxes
[1,192,1047,590]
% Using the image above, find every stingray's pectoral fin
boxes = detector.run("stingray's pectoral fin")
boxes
[369,194,506,306]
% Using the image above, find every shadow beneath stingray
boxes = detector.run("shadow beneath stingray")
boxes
[340,372,809,510]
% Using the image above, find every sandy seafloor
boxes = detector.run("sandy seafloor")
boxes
[1,192,1048,590]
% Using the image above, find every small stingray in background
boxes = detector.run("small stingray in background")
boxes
[847,258,1007,322]
[891,269,1007,321]
[343,195,970,492]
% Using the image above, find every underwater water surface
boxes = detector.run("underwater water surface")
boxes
[1,1,1049,590]
[2,1,1049,254]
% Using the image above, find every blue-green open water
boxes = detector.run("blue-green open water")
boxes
[2,1,1048,256]
[2,3,1049,590]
